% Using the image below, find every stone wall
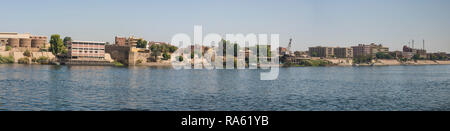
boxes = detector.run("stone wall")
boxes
[129,51,151,65]
[9,52,55,63]
[32,52,55,60]
[105,45,131,64]
[0,51,11,57]
[11,47,41,52]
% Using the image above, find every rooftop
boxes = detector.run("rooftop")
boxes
[72,40,106,44]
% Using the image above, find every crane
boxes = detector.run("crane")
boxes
[287,38,293,56]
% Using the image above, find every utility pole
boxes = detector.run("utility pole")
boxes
[423,39,425,50]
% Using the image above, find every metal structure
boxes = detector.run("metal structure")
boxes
[287,38,292,56]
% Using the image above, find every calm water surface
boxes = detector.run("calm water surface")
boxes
[0,64,449,111]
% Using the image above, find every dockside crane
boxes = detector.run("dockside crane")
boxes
[287,38,293,56]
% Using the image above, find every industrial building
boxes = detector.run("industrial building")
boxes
[403,45,427,59]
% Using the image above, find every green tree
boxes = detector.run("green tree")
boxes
[50,34,65,55]
[376,52,393,59]
[168,45,178,53]
[150,44,162,61]
[354,55,372,64]
[136,39,148,48]
[63,37,72,46]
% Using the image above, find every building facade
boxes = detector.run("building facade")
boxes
[309,46,353,58]
[403,45,426,59]
[0,32,47,48]
[309,46,330,57]
[114,36,142,47]
[68,41,106,59]
[115,36,126,46]
[334,47,353,58]
[352,43,389,57]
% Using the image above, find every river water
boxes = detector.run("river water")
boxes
[0,64,449,111]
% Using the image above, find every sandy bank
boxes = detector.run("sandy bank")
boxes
[375,60,449,66]
[375,60,402,66]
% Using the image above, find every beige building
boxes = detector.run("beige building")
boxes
[352,43,389,57]
[115,36,143,47]
[308,46,353,58]
[0,32,47,49]
[334,47,353,58]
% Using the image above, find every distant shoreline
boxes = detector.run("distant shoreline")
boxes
[1,60,449,68]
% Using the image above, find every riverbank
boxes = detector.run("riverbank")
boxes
[283,58,450,67]
[371,60,450,66]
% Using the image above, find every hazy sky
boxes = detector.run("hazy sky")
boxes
[1,0,449,52]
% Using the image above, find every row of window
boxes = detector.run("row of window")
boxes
[72,43,105,45]
[73,50,104,54]
[70,48,105,50]
[72,56,104,59]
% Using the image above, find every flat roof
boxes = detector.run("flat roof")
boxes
[0,32,19,34]
[72,40,106,44]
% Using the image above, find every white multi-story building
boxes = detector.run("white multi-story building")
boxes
[68,41,106,60]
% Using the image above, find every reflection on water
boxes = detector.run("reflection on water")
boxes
[0,64,449,111]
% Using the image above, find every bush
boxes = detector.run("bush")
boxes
[354,55,373,64]
[18,57,30,64]
[136,59,143,64]
[5,46,12,51]
[178,56,183,62]
[36,56,49,64]
[0,55,14,64]
[23,50,32,57]
[285,59,332,67]
[376,52,393,59]
[162,52,171,60]
[113,61,124,67]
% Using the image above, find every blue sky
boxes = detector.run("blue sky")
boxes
[1,0,450,52]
